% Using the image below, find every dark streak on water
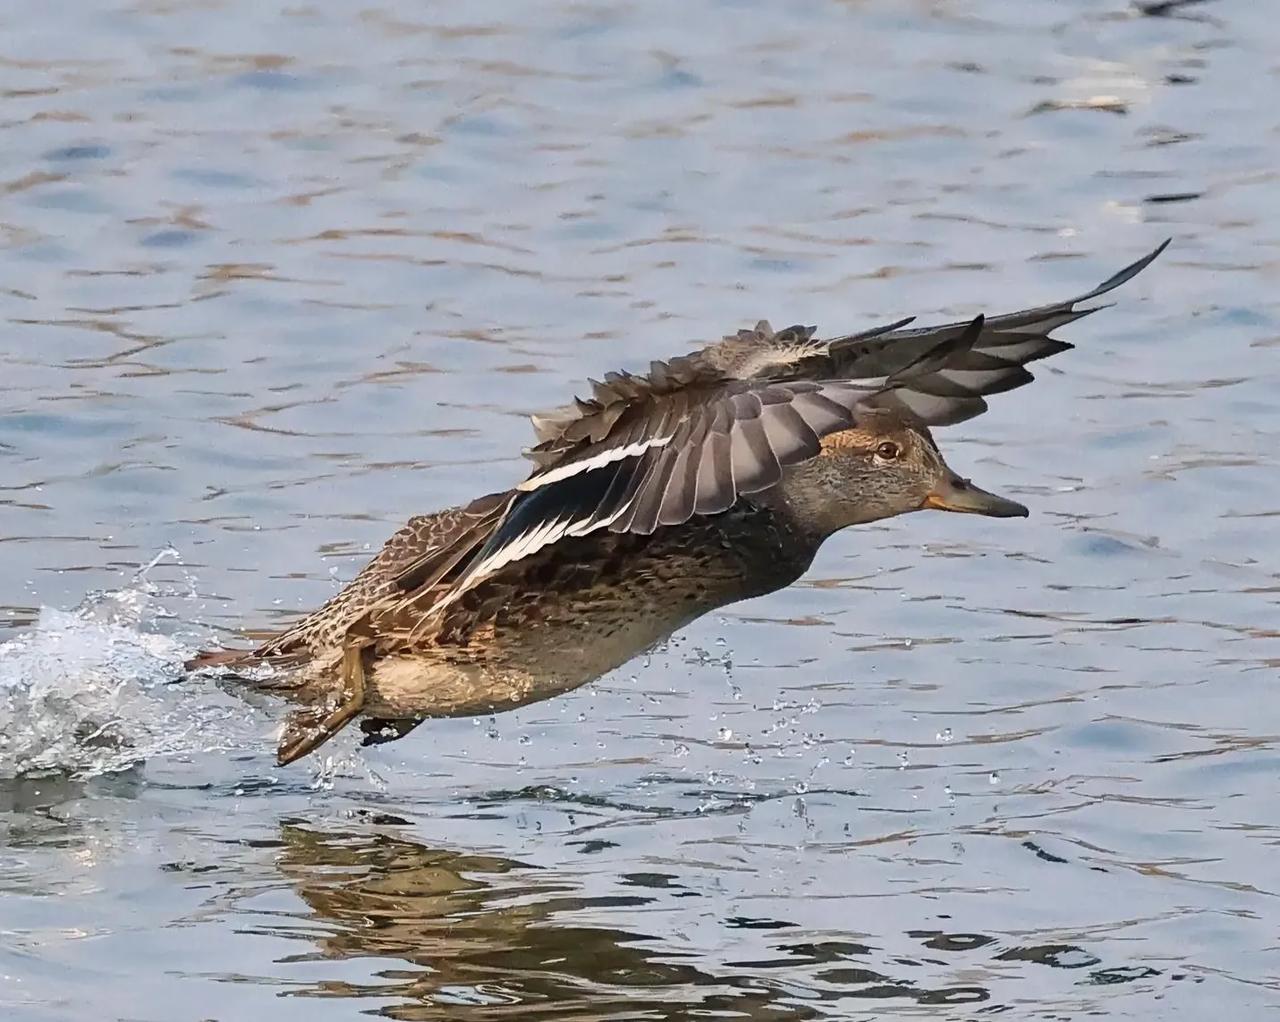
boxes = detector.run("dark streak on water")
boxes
[1,0,1279,1019]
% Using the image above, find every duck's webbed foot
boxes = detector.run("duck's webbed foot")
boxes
[359,716,425,747]
[276,642,371,766]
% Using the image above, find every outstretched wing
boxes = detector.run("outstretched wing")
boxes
[817,240,1169,424]
[529,241,1166,458]
[423,243,1164,607]
[443,317,991,593]
[715,240,1169,425]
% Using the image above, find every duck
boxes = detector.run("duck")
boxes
[189,241,1167,765]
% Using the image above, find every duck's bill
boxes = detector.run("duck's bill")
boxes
[923,474,1028,518]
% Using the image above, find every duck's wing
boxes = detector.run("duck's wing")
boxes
[381,243,1165,621]
[413,382,843,606]
[714,240,1168,426]
[419,327,998,610]
[356,368,897,636]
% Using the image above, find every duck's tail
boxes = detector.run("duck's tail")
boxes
[184,638,311,685]
[186,638,342,767]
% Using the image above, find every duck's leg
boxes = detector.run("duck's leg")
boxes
[276,642,371,766]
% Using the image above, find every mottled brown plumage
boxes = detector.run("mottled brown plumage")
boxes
[188,243,1166,764]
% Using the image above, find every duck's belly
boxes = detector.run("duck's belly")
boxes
[363,600,704,718]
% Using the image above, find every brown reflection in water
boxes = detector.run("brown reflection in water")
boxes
[262,823,818,1021]
[254,825,1139,1019]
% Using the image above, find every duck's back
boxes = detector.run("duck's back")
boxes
[187,490,512,672]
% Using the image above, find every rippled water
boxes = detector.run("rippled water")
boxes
[2,0,1278,1018]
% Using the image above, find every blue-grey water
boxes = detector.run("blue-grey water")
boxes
[2,1,1277,1018]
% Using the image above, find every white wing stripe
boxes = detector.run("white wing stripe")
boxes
[456,498,635,588]
[518,435,673,491]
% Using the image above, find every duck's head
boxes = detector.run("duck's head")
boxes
[779,409,1028,536]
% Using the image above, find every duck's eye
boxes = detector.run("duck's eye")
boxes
[875,441,900,461]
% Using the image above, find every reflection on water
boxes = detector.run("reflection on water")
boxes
[240,822,1154,1019]
[2,0,1280,1018]
[265,825,790,1020]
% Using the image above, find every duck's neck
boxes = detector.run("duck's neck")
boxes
[709,500,822,601]
[757,460,913,542]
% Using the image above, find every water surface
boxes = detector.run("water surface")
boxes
[2,0,1278,1018]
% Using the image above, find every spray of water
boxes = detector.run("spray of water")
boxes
[0,549,265,780]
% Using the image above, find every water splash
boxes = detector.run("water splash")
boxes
[0,550,262,779]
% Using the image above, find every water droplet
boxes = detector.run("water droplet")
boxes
[673,742,690,758]
[518,734,532,746]
[989,771,1000,785]
[794,780,809,794]
[936,727,953,743]
[717,726,733,742]
[898,751,910,769]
